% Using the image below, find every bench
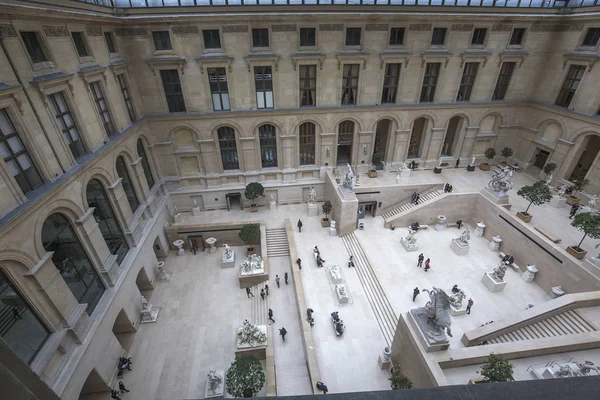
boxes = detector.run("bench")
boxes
[498,252,521,272]
[534,226,561,243]
[406,225,429,230]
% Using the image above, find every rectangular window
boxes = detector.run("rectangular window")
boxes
[203,29,221,49]
[510,28,526,46]
[20,32,49,64]
[345,28,361,46]
[582,28,600,47]
[252,28,269,48]
[492,62,516,101]
[152,31,172,51]
[381,63,401,104]
[254,66,273,109]
[341,64,360,105]
[48,92,87,160]
[389,27,405,46]
[555,65,586,108]
[71,32,89,57]
[456,62,479,102]
[471,28,487,46]
[117,74,136,123]
[104,32,117,54]
[300,28,316,47]
[419,62,441,103]
[299,65,317,107]
[89,81,116,137]
[160,69,186,113]
[208,67,230,111]
[0,108,43,194]
[431,28,447,46]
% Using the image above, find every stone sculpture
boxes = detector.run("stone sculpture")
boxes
[308,187,317,205]
[589,195,598,209]
[224,244,232,257]
[398,162,408,171]
[492,261,508,282]
[471,157,476,166]
[141,295,149,311]
[237,319,267,347]
[457,228,471,245]
[342,163,355,191]
[557,184,568,197]
[545,173,554,185]
[174,205,180,215]
[420,287,453,338]
[405,228,417,245]
[492,234,501,242]
[240,254,264,275]
[449,289,466,308]
[193,199,198,208]
[270,194,276,204]
[487,166,514,194]
[206,369,223,394]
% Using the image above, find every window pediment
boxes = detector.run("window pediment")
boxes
[460,51,491,68]
[291,52,326,70]
[30,71,75,97]
[197,54,233,73]
[146,57,186,76]
[109,60,129,76]
[498,50,528,67]
[0,83,24,113]
[421,51,451,68]
[244,53,280,72]
[563,52,599,71]
[78,64,108,84]
[379,50,411,69]
[336,52,369,69]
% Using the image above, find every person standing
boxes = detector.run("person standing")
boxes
[424,258,431,272]
[466,298,474,314]
[110,390,122,400]
[268,308,275,323]
[265,284,269,295]
[415,193,420,205]
[246,287,254,298]
[275,275,280,288]
[316,381,328,394]
[260,288,265,300]
[279,327,287,341]
[569,203,580,219]
[191,239,199,255]
[348,255,355,268]
[417,253,424,268]
[284,272,289,285]
[457,220,463,229]
[296,258,302,269]
[455,158,460,168]
[118,381,130,394]
[297,219,303,233]
[412,287,420,302]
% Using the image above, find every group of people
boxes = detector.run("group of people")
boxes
[410,192,420,205]
[112,357,133,399]
[331,311,345,335]
[417,253,431,272]
[443,183,454,193]
[314,246,326,267]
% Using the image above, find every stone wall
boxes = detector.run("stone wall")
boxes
[388,192,480,228]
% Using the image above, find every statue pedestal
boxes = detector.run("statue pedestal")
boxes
[270,202,276,210]
[474,222,486,237]
[328,266,343,284]
[378,353,392,370]
[140,306,160,324]
[521,265,538,283]
[407,309,450,353]
[435,215,446,231]
[335,284,350,303]
[192,207,202,216]
[329,226,337,237]
[549,195,566,209]
[401,237,419,252]
[174,239,185,256]
[400,169,411,179]
[481,272,506,293]
[481,187,510,205]
[548,286,565,299]
[174,213,184,224]
[307,203,318,216]
[450,239,470,255]
[205,369,224,398]
[488,237,502,251]
[222,251,235,268]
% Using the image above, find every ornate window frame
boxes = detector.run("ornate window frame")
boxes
[79,65,119,141]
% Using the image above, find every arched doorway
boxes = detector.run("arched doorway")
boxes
[112,309,136,352]
[441,116,463,157]
[408,117,429,159]
[116,156,140,214]
[374,119,392,167]
[42,213,105,315]
[337,120,354,165]
[79,368,110,400]
[86,179,129,265]
[569,135,600,181]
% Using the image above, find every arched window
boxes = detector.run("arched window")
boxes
[42,213,105,315]
[116,156,140,213]
[337,120,354,165]
[0,269,50,364]
[136,139,155,189]
[217,126,239,170]
[259,124,277,168]
[86,179,129,265]
[299,122,315,165]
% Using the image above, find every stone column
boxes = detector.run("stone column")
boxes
[358,131,374,168]
[240,137,258,172]
[198,139,219,175]
[550,138,575,179]
[320,132,336,167]
[131,157,150,200]
[459,126,479,160]
[392,129,410,164]
[280,134,297,182]
[107,178,135,247]
[426,127,447,164]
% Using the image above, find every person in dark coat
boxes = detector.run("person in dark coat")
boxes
[457,220,463,229]
[297,219,303,232]
[260,288,265,300]
[316,255,325,267]
[284,272,289,285]
[412,287,420,302]
[268,308,275,323]
[118,381,130,394]
[265,284,269,295]
[570,203,580,219]
[279,327,287,341]
[455,158,460,168]
[110,390,122,400]
[415,193,420,204]
[275,275,280,288]
[466,298,474,314]
[296,258,302,269]
[246,287,254,298]
[417,253,424,268]
[191,239,199,255]
[348,255,355,268]
[424,258,431,272]
[316,381,328,394]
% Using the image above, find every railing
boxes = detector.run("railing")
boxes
[71,0,600,9]
[379,183,443,218]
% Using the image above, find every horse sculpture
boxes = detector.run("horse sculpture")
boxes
[487,165,514,194]
[422,287,453,338]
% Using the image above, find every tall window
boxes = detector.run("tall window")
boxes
[456,62,479,102]
[49,92,87,160]
[254,66,273,109]
[299,122,315,165]
[89,81,116,137]
[492,62,516,101]
[117,74,136,123]
[136,139,155,190]
[0,109,43,194]
[42,213,105,315]
[341,64,359,105]
[509,28,526,46]
[203,29,221,49]
[582,28,600,47]
[71,32,89,57]
[389,27,405,46]
[420,63,441,102]
[208,68,230,111]
[259,124,277,168]
[556,65,586,108]
[0,269,50,364]
[471,28,487,46]
[299,28,316,47]
[152,31,172,51]
[252,29,269,48]
[86,179,129,265]
[116,156,140,214]
[104,31,117,54]
[381,63,401,104]
[345,28,361,46]
[299,65,316,107]
[431,28,447,46]
[20,32,49,63]
[217,126,239,170]
[160,69,186,113]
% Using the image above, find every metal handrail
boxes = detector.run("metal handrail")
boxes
[380,183,443,217]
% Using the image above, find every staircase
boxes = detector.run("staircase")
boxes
[341,232,398,347]
[485,309,596,344]
[266,228,290,257]
[250,281,268,326]
[381,190,444,224]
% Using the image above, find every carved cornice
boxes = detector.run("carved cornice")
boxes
[43,25,69,37]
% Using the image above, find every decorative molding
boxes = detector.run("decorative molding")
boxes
[196,54,233,73]
[0,24,16,37]
[492,24,513,32]
[531,24,583,32]
[336,52,369,69]
[290,52,326,70]
[86,27,103,37]
[557,138,575,146]
[272,24,296,32]
[172,26,199,35]
[460,51,491,68]
[451,24,474,32]
[222,25,248,33]
[421,52,451,68]
[319,24,343,32]
[498,51,528,68]
[0,84,24,114]
[244,54,281,72]
[563,52,599,71]
[365,24,389,32]
[43,26,69,37]
[115,28,148,37]
[409,24,432,32]
[146,57,186,76]
[78,65,109,84]
[379,51,411,69]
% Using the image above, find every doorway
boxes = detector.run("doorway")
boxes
[533,150,550,169]
[358,201,377,219]
[442,116,462,157]
[569,135,600,181]
[374,119,391,169]
[337,120,354,165]
[226,192,242,211]
[187,235,205,253]
[408,118,428,159]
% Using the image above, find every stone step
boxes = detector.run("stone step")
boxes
[266,229,290,257]
[382,190,443,223]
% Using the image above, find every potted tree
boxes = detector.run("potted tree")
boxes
[389,374,413,390]
[541,162,557,181]
[475,353,514,384]
[479,148,496,171]
[516,182,552,223]
[321,200,332,227]
[239,223,261,256]
[567,212,600,259]
[500,147,513,165]
[244,182,265,212]
[369,152,384,177]
[566,179,589,206]
[225,356,265,398]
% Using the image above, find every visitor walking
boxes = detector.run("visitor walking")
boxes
[246,287,254,298]
[118,381,130,394]
[297,219,303,233]
[191,239,199,255]
[279,327,287,341]
[260,288,265,300]
[466,298,474,314]
[296,258,302,269]
[275,275,280,288]
[316,255,325,267]
[424,258,431,272]
[110,390,122,400]
[307,308,314,326]
[569,203,580,219]
[415,193,420,205]
[284,272,289,285]
[265,284,269,295]
[457,220,463,229]
[348,255,355,268]
[411,192,417,204]
[316,381,328,394]
[412,287,420,302]
[455,158,460,168]
[417,253,424,268]
[268,308,275,323]
[12,309,22,320]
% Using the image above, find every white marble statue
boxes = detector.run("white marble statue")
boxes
[336,284,347,297]
[449,289,466,308]
[458,229,471,245]
[589,195,598,209]
[493,261,508,282]
[270,194,276,205]
[141,295,149,310]
[308,187,317,205]
[174,205,180,215]
[207,369,223,394]
[224,244,232,257]
[240,254,264,274]
[470,156,476,166]
[487,165,514,194]
[492,234,501,242]
[193,199,198,208]
[405,228,417,245]
[545,173,554,185]
[343,163,355,190]
[398,162,408,171]
[237,319,267,347]
[557,184,568,197]
[330,265,342,281]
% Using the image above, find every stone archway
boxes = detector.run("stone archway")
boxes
[441,116,465,157]
[374,119,392,164]
[569,135,600,182]
[79,368,110,400]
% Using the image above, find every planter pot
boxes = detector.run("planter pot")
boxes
[247,247,256,256]
[567,246,587,259]
[566,195,580,206]
[516,212,532,223]
[466,165,475,172]
[479,163,490,171]
[321,218,331,228]
[250,206,258,213]
[390,225,395,230]
[434,167,442,174]
[368,170,378,178]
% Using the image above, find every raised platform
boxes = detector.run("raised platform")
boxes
[222,251,235,267]
[401,237,418,252]
[481,186,510,205]
[407,309,450,353]
[450,238,470,255]
[481,272,507,292]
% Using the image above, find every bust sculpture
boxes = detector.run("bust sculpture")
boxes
[207,369,223,394]
[308,187,317,205]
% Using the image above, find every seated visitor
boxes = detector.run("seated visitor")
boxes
[410,222,420,232]
[331,311,339,322]
[452,284,459,294]
[335,320,344,334]
[502,253,514,265]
